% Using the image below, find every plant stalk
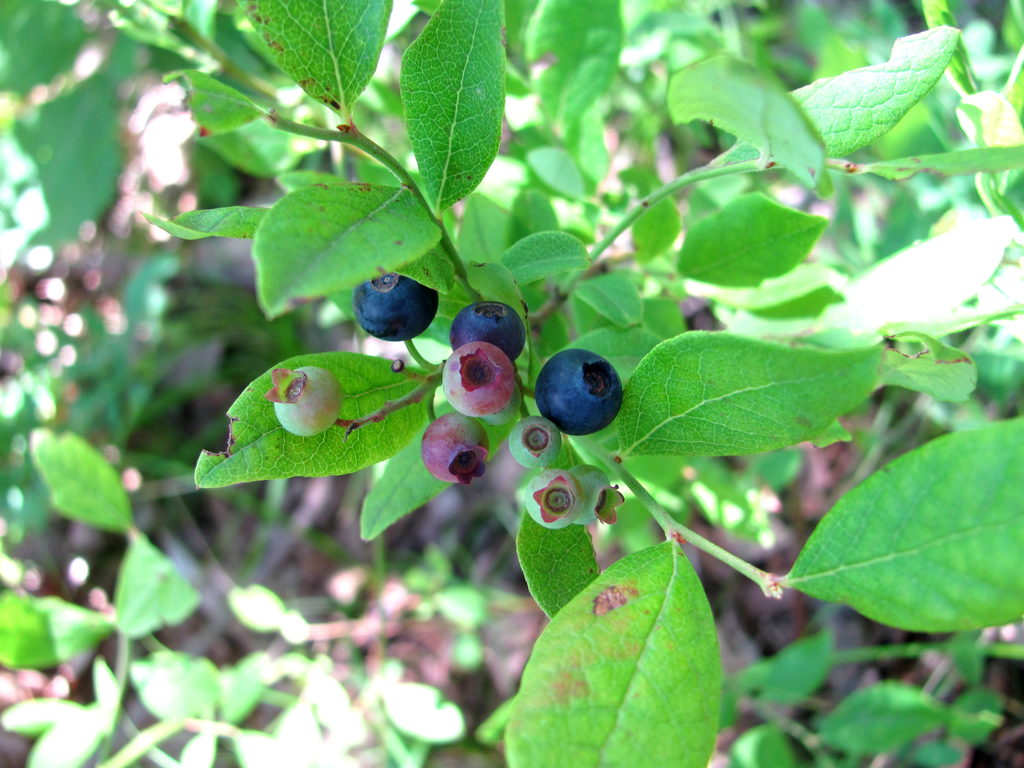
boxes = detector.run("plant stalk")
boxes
[575,437,783,598]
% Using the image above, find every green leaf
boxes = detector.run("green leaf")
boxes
[525,0,622,126]
[501,231,589,285]
[515,515,599,617]
[922,0,975,95]
[201,118,307,177]
[458,194,510,263]
[793,27,960,157]
[246,0,391,119]
[144,207,267,241]
[183,70,263,134]
[668,56,824,187]
[228,585,291,633]
[786,419,1024,631]
[360,431,447,540]
[680,193,827,287]
[563,327,660,381]
[574,272,642,327]
[506,542,720,768]
[0,593,113,669]
[401,244,455,293]
[22,703,106,768]
[114,535,201,638]
[957,91,1024,148]
[400,0,505,212]
[383,682,465,743]
[849,145,1024,180]
[880,332,977,403]
[219,655,268,725]
[131,651,221,720]
[633,198,681,262]
[465,261,527,321]
[31,430,132,533]
[195,352,426,488]
[181,733,218,768]
[618,333,881,457]
[252,183,441,318]
[527,147,585,199]
[817,682,946,755]
[0,0,86,95]
[823,216,1017,337]
[1,698,90,736]
[741,631,832,704]
[728,724,801,768]
[948,688,1003,744]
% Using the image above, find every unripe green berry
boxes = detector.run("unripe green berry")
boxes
[525,469,583,529]
[570,464,624,525]
[509,416,561,468]
[265,366,342,437]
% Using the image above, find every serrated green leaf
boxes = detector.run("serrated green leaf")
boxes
[252,183,441,317]
[0,594,113,669]
[246,0,391,119]
[563,326,659,381]
[361,430,447,540]
[525,0,622,126]
[574,272,642,327]
[849,145,1024,180]
[793,27,960,157]
[680,193,827,287]
[31,430,132,533]
[515,515,599,617]
[401,0,505,212]
[668,56,824,187]
[131,651,221,720]
[115,535,200,638]
[818,682,946,755]
[823,216,1017,337]
[501,231,589,285]
[183,70,263,133]
[195,352,426,487]
[506,542,720,768]
[786,419,1024,632]
[619,333,881,457]
[144,207,267,240]
[880,332,977,402]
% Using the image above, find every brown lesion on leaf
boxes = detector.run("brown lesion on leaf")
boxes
[550,669,589,704]
[592,584,640,616]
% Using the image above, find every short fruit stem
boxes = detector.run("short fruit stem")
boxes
[574,437,784,598]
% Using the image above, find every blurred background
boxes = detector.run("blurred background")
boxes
[2,0,1023,766]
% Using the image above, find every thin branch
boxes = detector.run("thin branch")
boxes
[334,373,441,437]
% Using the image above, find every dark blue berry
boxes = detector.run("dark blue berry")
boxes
[353,273,438,341]
[450,301,526,361]
[535,349,623,435]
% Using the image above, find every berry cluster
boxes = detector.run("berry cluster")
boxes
[266,270,627,530]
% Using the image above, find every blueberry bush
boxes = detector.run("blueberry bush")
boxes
[4,0,1024,766]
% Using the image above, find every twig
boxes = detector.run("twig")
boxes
[334,374,441,437]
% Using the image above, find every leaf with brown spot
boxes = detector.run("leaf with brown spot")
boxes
[507,542,720,768]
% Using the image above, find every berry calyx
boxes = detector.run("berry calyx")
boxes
[450,301,526,361]
[442,341,516,417]
[421,413,490,485]
[525,470,583,529]
[352,273,438,341]
[265,366,342,437]
[535,349,623,435]
[509,416,562,468]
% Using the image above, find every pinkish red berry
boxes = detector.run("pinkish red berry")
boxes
[442,341,516,418]
[421,413,490,485]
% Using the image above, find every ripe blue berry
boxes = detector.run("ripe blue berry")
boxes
[450,301,526,361]
[442,341,516,418]
[421,413,489,485]
[525,470,583,529]
[508,416,561,468]
[265,366,342,437]
[535,349,623,435]
[352,273,438,341]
